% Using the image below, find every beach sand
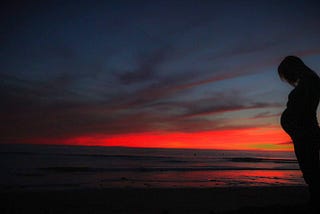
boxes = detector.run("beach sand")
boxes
[1,186,310,214]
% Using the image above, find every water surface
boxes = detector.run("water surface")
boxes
[0,144,304,190]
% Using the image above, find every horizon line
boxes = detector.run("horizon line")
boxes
[0,142,293,152]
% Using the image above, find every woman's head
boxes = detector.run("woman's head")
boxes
[278,56,309,86]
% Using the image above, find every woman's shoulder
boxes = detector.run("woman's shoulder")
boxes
[301,71,320,85]
[309,72,320,88]
[299,72,320,95]
[305,69,320,81]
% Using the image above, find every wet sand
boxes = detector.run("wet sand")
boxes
[1,186,310,214]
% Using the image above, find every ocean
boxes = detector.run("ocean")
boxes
[0,144,304,190]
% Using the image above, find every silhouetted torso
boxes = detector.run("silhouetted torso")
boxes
[281,72,320,141]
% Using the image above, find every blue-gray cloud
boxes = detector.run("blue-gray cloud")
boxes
[1,0,320,143]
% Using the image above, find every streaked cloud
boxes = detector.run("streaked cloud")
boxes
[1,0,320,150]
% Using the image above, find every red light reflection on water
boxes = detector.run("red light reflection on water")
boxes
[101,170,305,188]
[215,170,303,186]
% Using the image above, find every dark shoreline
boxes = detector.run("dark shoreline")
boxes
[1,186,309,214]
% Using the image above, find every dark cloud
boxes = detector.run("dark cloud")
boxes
[1,0,320,146]
[117,46,171,84]
[251,111,281,120]
[181,102,281,119]
[106,56,281,113]
[1,46,317,143]
[0,47,286,143]
[0,75,280,142]
[207,40,282,62]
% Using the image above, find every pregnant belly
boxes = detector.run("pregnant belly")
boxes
[281,109,320,140]
[280,109,297,136]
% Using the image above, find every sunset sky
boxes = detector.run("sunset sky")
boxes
[1,0,320,150]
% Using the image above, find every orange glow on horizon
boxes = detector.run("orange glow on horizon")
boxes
[26,127,292,151]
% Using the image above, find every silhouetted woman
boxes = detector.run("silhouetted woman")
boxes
[278,56,320,208]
